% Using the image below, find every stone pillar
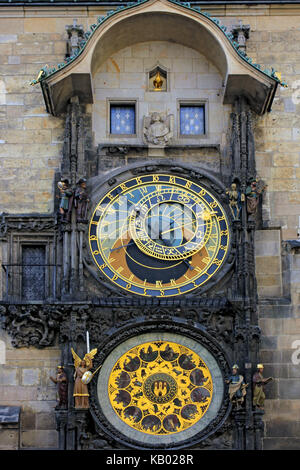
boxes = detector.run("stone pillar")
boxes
[233,411,246,449]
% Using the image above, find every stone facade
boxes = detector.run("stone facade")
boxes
[0,0,299,450]
[0,329,60,449]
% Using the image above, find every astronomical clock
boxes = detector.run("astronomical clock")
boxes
[89,173,230,298]
[85,166,234,450]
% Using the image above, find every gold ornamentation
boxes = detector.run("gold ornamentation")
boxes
[108,341,213,435]
[153,70,163,91]
[71,347,98,369]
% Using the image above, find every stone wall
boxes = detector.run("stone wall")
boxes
[256,240,300,449]
[0,329,60,449]
[93,40,230,149]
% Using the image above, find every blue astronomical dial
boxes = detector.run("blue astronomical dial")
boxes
[89,174,230,297]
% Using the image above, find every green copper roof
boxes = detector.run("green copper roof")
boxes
[30,0,287,88]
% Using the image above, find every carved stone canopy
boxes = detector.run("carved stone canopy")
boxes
[36,0,282,116]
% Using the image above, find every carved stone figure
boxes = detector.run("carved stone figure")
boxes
[245,178,267,217]
[50,366,68,409]
[57,178,73,222]
[71,348,97,409]
[143,112,174,146]
[65,19,85,58]
[226,183,245,220]
[226,364,247,409]
[74,178,90,223]
[252,364,273,409]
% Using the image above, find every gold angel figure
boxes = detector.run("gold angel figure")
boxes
[71,348,97,409]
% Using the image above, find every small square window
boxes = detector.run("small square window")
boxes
[180,105,205,136]
[110,104,136,135]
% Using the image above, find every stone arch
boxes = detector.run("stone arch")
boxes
[40,0,279,116]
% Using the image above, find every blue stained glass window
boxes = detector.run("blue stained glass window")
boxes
[110,105,136,135]
[180,105,205,135]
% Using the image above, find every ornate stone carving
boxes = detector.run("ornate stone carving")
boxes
[143,112,174,146]
[0,304,61,348]
[0,304,89,348]
[0,215,56,237]
[231,20,250,52]
[65,19,85,58]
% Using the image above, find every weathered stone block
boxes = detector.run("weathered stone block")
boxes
[94,72,120,89]
[24,18,57,34]
[288,364,300,379]
[259,318,285,336]
[36,412,56,430]
[131,43,149,58]
[279,379,300,399]
[0,429,19,450]
[266,418,300,438]
[261,364,289,379]
[107,57,124,73]
[124,58,144,73]
[119,72,145,90]
[0,44,13,56]
[0,386,38,402]
[260,335,278,350]
[256,275,281,288]
[20,408,36,430]
[256,256,281,274]
[0,367,18,386]
[174,72,197,89]
[21,369,41,386]
[260,350,282,363]
[5,94,24,106]
[21,430,58,449]
[197,73,221,89]
[271,167,295,180]
[263,437,300,450]
[283,318,300,335]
